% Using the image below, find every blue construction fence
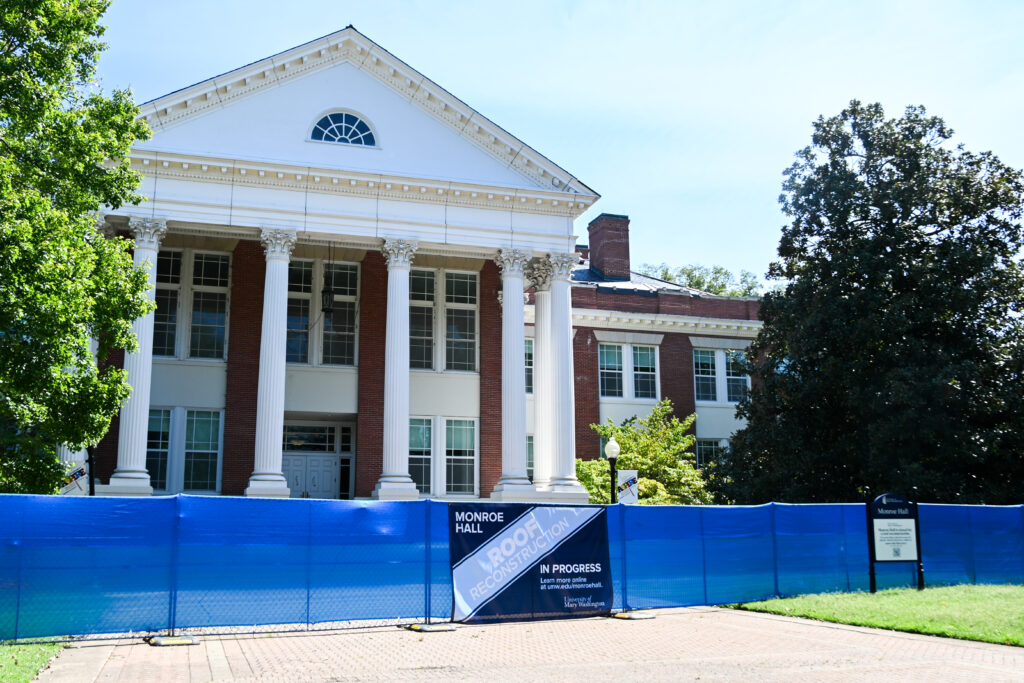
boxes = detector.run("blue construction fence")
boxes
[1,495,1022,640]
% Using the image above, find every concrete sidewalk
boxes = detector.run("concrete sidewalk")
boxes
[35,607,1024,682]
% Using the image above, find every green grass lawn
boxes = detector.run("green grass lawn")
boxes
[734,584,1024,646]
[0,642,64,683]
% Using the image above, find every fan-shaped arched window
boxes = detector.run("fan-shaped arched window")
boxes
[310,112,376,146]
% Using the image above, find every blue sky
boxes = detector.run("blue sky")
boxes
[96,0,1024,283]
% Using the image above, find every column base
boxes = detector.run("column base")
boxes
[96,481,153,497]
[491,487,590,503]
[245,478,291,498]
[373,478,420,500]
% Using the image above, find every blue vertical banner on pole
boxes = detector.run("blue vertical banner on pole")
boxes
[448,503,612,623]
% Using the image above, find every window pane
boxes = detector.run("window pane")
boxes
[190,292,226,358]
[411,270,434,302]
[409,418,432,494]
[726,351,748,402]
[153,289,178,356]
[324,263,358,297]
[446,309,476,371]
[156,251,181,284]
[410,306,433,369]
[146,409,171,491]
[445,420,475,494]
[696,439,728,469]
[288,261,313,293]
[445,272,477,304]
[286,298,310,363]
[192,253,229,287]
[694,349,717,401]
[184,411,220,491]
[599,344,623,397]
[526,435,534,482]
[524,338,534,394]
[323,301,355,365]
[633,346,657,399]
[283,425,335,452]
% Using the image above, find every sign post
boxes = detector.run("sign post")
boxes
[616,470,639,505]
[867,493,924,593]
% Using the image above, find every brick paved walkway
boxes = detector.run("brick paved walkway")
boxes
[35,607,1024,682]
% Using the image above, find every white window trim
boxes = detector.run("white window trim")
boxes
[155,248,232,362]
[410,268,480,374]
[410,415,479,498]
[694,348,751,406]
[286,259,360,367]
[598,342,661,402]
[149,406,224,495]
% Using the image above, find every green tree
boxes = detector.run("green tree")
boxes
[639,263,762,297]
[1,0,151,492]
[714,101,1024,505]
[577,399,713,505]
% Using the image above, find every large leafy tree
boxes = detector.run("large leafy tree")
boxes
[1,1,151,492]
[577,399,713,505]
[713,101,1024,505]
[639,263,762,297]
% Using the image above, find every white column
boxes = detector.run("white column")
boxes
[106,217,166,496]
[246,228,296,498]
[492,249,535,497]
[548,252,588,500]
[374,238,420,500]
[528,258,555,490]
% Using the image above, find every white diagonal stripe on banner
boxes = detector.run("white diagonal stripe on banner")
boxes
[452,506,602,621]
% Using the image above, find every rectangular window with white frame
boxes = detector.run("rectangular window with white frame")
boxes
[286,259,359,366]
[695,439,728,469]
[146,407,224,494]
[407,416,478,497]
[154,250,231,360]
[598,342,659,400]
[524,337,534,394]
[409,269,478,372]
[693,347,750,404]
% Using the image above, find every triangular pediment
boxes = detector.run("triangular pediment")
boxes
[137,27,597,199]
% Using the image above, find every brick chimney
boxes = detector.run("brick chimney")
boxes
[587,213,631,281]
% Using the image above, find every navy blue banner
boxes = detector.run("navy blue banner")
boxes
[448,503,612,623]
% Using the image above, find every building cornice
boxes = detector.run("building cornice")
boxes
[137,27,598,200]
[524,306,763,338]
[129,150,595,219]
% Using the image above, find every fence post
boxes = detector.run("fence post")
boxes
[770,503,780,598]
[12,502,24,641]
[699,506,708,606]
[618,504,629,611]
[966,506,977,585]
[424,499,432,625]
[305,499,313,629]
[168,494,182,635]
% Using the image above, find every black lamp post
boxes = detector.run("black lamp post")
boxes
[605,435,620,504]
[321,285,334,313]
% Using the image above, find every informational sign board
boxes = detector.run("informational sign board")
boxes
[448,503,612,624]
[867,493,924,591]
[59,467,88,495]
[617,470,639,504]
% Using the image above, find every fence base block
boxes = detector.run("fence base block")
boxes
[612,610,656,620]
[146,635,199,646]
[405,623,456,632]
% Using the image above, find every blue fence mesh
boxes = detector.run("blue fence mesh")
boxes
[1,495,1021,640]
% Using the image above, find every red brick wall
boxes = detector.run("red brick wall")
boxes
[355,251,387,498]
[573,327,601,461]
[92,349,125,482]
[478,260,502,496]
[660,333,695,422]
[221,239,264,496]
[587,214,631,281]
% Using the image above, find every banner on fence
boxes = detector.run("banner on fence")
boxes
[448,503,612,623]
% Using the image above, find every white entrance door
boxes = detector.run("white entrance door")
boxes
[282,422,355,499]
[284,453,341,499]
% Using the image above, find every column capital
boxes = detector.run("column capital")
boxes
[382,238,418,269]
[526,258,554,291]
[548,252,577,281]
[128,217,167,251]
[495,248,531,278]
[260,227,297,261]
